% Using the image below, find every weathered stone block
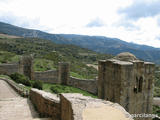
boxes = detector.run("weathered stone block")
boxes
[58,62,70,85]
[30,89,60,120]
[60,93,133,120]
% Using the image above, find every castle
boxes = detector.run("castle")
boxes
[0,52,155,120]
[98,52,155,120]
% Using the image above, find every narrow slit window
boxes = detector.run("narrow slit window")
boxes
[138,77,143,92]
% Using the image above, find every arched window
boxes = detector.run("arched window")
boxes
[134,76,143,93]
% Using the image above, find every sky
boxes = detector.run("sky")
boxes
[0,0,160,48]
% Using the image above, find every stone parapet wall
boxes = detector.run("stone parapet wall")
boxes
[0,63,19,75]
[68,76,97,94]
[60,93,133,120]
[34,70,58,83]
[29,89,134,120]
[1,78,29,97]
[30,88,60,120]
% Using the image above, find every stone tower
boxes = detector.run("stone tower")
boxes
[98,52,155,120]
[19,55,34,80]
[58,62,70,85]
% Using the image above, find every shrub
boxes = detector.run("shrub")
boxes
[153,105,160,120]
[33,80,43,90]
[10,73,31,86]
[22,79,31,86]
[49,84,97,98]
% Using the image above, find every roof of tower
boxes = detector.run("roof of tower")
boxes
[114,52,138,61]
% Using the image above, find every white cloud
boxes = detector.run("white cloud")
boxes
[118,0,160,20]
[0,0,160,47]
[86,18,105,28]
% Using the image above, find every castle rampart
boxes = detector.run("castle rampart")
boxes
[30,88,133,120]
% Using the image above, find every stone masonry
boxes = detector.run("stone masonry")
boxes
[58,62,70,85]
[19,55,34,80]
[98,52,155,120]
[30,88,134,120]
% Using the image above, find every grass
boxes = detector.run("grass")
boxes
[10,55,21,63]
[34,58,96,79]
[43,83,97,98]
[25,86,32,90]
[70,72,87,79]
[34,58,56,72]
[24,82,97,98]
[0,74,97,98]
[153,105,160,120]
[0,51,20,64]
[154,87,160,97]
[0,75,11,79]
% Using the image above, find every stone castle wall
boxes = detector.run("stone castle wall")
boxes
[30,88,133,120]
[0,56,97,95]
[0,63,19,75]
[34,70,58,83]
[68,76,97,94]
[0,53,158,120]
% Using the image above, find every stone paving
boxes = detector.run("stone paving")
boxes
[0,79,51,120]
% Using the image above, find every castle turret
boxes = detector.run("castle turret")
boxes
[98,52,155,120]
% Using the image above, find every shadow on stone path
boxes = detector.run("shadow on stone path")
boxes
[0,79,51,120]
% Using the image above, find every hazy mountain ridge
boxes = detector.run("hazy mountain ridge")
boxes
[0,21,160,64]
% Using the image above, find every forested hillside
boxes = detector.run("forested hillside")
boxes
[1,22,160,64]
[0,34,112,79]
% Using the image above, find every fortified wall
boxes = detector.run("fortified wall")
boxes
[0,63,19,75]
[30,88,133,120]
[0,55,97,94]
[0,53,156,120]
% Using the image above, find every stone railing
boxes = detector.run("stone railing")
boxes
[2,78,29,97]
[30,88,134,120]
[30,88,61,120]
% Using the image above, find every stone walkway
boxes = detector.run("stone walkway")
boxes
[0,79,51,120]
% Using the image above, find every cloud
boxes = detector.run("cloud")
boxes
[155,36,160,40]
[0,13,29,27]
[86,18,105,28]
[0,0,13,3]
[115,20,140,31]
[0,12,52,32]
[118,0,160,21]
[0,0,160,48]
[157,16,160,26]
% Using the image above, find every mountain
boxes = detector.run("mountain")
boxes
[0,21,160,64]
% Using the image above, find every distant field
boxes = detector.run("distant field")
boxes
[0,51,20,64]
[0,33,21,38]
[34,58,56,72]
[86,64,98,70]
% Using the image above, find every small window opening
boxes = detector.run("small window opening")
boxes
[138,77,143,92]
[134,76,143,93]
